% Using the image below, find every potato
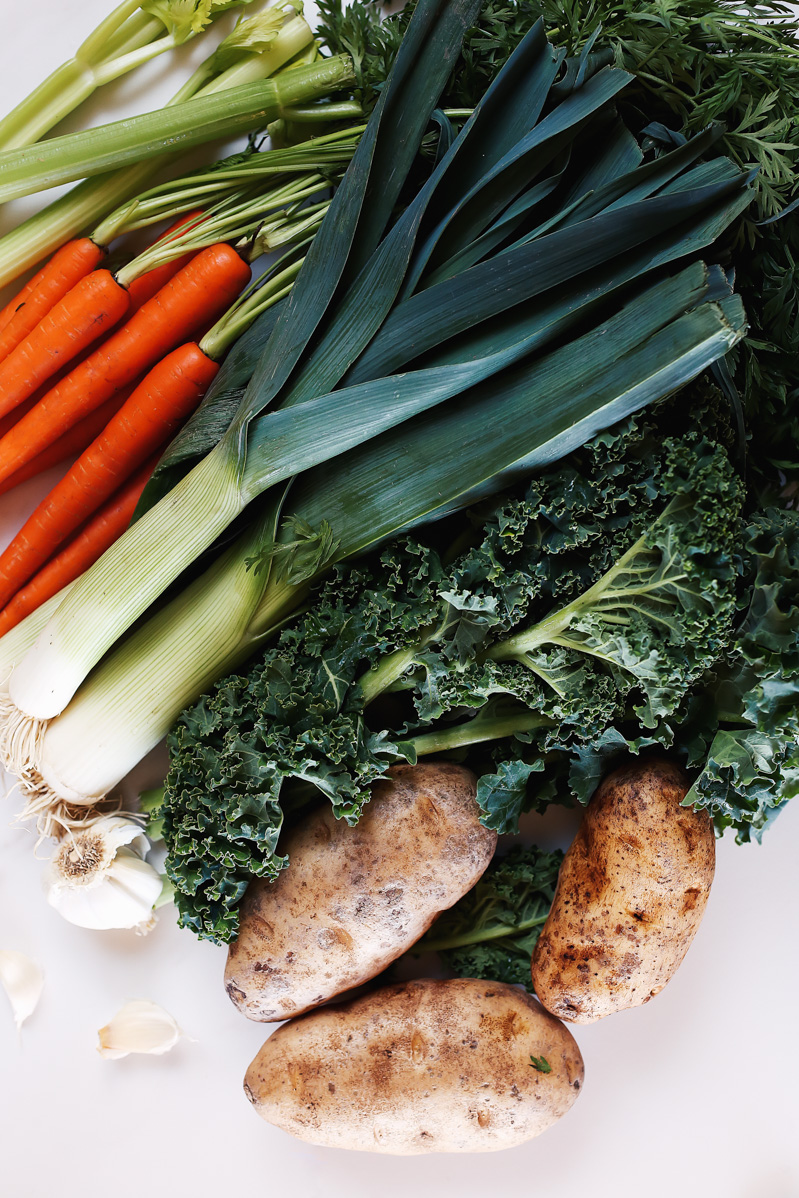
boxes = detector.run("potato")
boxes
[531,755,715,1023]
[225,762,497,1022]
[244,977,585,1153]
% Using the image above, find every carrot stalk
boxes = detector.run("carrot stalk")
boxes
[0,268,130,421]
[0,456,158,638]
[0,343,218,606]
[0,237,107,364]
[0,244,249,488]
[125,209,205,312]
[0,388,134,498]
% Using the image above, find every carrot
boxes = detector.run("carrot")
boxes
[126,209,205,312]
[0,268,131,421]
[0,238,106,364]
[0,212,206,416]
[0,276,37,336]
[0,343,218,606]
[0,388,135,498]
[0,243,250,487]
[0,392,39,441]
[0,456,158,638]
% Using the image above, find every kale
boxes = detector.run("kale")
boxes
[411,842,563,987]
[163,390,759,941]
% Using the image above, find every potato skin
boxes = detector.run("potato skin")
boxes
[531,756,715,1024]
[244,977,585,1154]
[225,763,497,1022]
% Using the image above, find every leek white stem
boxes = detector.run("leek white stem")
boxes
[9,441,243,724]
[31,519,283,805]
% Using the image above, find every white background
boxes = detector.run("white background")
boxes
[1,5,798,1196]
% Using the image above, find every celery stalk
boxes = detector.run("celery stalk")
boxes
[0,12,318,289]
[0,57,354,206]
[0,0,258,153]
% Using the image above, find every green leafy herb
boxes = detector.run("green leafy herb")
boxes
[413,843,563,987]
[529,1054,552,1073]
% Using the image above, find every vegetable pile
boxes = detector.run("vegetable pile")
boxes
[0,0,798,1157]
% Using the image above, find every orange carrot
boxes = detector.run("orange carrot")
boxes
[0,238,107,364]
[0,392,39,440]
[0,243,250,487]
[0,388,136,498]
[126,209,205,312]
[0,213,207,417]
[0,343,218,606]
[0,276,37,336]
[0,456,158,637]
[0,268,131,421]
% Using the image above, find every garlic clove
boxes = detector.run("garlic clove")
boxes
[0,950,44,1031]
[97,999,182,1060]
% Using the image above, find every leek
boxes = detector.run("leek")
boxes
[0,0,262,152]
[19,265,744,811]
[0,60,355,206]
[1,4,753,809]
[0,9,319,289]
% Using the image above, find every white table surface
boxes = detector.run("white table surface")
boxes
[1,6,798,1196]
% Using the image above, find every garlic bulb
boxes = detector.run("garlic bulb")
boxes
[0,950,44,1030]
[45,815,162,932]
[97,999,182,1059]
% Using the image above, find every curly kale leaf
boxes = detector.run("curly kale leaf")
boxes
[163,540,445,941]
[682,509,799,839]
[414,843,563,987]
[163,394,746,939]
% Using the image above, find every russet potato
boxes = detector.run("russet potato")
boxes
[225,762,497,1021]
[531,755,715,1023]
[244,977,585,1153]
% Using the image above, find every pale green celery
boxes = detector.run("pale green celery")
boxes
[190,15,313,94]
[0,0,140,150]
[0,57,353,206]
[0,0,251,152]
[0,12,318,289]
[278,101,364,123]
[35,515,277,803]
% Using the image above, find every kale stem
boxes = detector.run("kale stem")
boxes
[409,709,549,756]
[421,913,549,953]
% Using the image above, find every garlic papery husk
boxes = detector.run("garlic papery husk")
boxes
[45,815,162,932]
[0,950,44,1030]
[97,999,182,1060]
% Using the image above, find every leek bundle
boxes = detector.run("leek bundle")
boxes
[0,0,752,831]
